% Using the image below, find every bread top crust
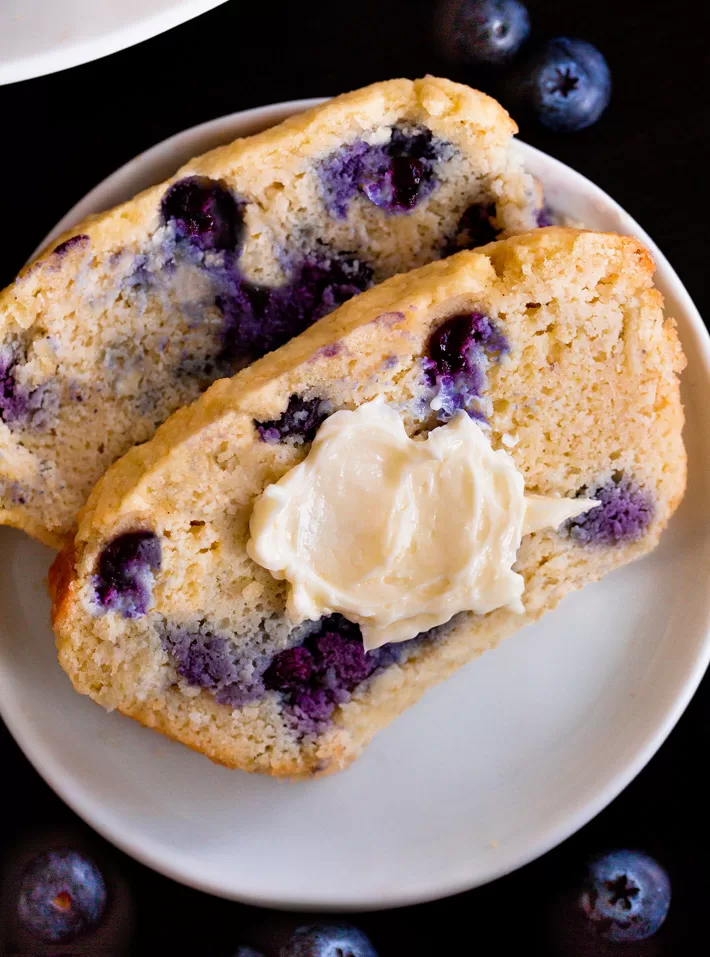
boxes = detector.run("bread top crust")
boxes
[72,226,683,553]
[1,77,516,325]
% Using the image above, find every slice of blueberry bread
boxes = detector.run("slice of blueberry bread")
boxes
[0,76,544,548]
[50,228,686,777]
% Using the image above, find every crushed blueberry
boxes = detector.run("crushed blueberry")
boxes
[0,344,56,430]
[161,176,243,251]
[424,312,509,422]
[255,394,331,445]
[162,629,266,707]
[579,850,671,941]
[319,126,446,218]
[94,531,162,618]
[263,645,314,688]
[0,345,26,424]
[17,849,107,943]
[566,475,653,546]
[361,154,424,212]
[51,234,90,258]
[291,687,336,727]
[219,253,373,363]
[428,312,508,374]
[448,203,499,252]
[265,616,404,733]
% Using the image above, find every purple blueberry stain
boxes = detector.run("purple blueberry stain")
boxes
[0,345,27,424]
[361,154,424,212]
[314,342,342,360]
[160,614,422,735]
[161,176,243,252]
[566,475,654,546]
[291,688,336,729]
[115,179,375,395]
[255,394,332,445]
[264,645,314,688]
[17,849,107,944]
[217,251,373,364]
[0,344,57,430]
[162,629,266,707]
[424,312,509,423]
[51,234,90,259]
[318,126,448,217]
[448,202,499,252]
[93,530,162,618]
[537,206,555,227]
[265,616,407,734]
[0,479,27,506]
[373,311,406,328]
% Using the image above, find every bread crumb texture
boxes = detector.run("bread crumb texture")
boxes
[50,228,686,778]
[1,76,538,547]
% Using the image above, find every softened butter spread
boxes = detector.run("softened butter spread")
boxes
[247,399,598,650]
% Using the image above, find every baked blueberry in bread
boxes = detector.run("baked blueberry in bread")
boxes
[50,228,686,777]
[0,76,542,547]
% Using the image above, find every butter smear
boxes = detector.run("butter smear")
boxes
[247,399,597,650]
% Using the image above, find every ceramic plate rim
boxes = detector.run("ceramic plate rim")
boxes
[0,0,229,87]
[2,98,710,910]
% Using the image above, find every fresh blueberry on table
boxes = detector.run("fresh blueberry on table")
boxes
[280,923,378,957]
[504,37,611,131]
[17,849,107,943]
[578,849,671,941]
[435,0,531,65]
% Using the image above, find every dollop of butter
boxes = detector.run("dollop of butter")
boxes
[247,399,598,650]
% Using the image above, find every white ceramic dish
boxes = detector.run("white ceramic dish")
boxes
[1,99,709,911]
[0,0,228,87]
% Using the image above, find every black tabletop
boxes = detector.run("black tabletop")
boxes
[0,0,707,953]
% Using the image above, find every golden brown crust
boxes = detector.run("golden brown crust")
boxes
[49,544,76,630]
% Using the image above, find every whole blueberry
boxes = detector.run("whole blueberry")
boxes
[17,849,107,943]
[280,923,377,957]
[507,38,611,132]
[579,850,671,941]
[436,0,530,65]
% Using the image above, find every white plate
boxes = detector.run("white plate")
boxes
[2,101,709,911]
[0,0,228,87]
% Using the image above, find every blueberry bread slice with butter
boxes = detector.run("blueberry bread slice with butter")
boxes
[1,75,543,548]
[50,228,686,778]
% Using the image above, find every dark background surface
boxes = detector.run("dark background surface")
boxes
[0,0,707,953]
